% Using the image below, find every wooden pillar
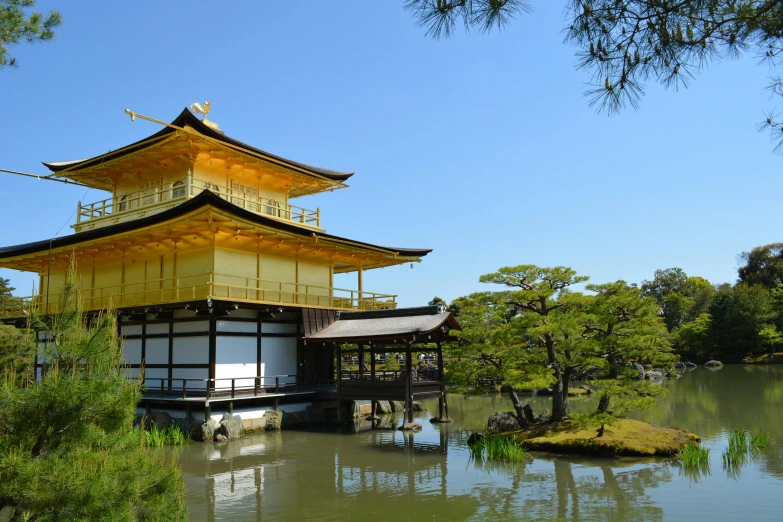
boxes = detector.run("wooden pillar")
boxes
[357,263,363,308]
[167,318,174,391]
[370,345,376,380]
[437,341,445,418]
[406,344,413,424]
[358,343,365,379]
[370,345,377,419]
[336,343,343,422]
[437,341,443,381]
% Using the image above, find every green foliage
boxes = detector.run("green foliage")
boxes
[678,441,710,467]
[0,325,35,386]
[582,281,673,414]
[468,435,527,462]
[750,429,771,450]
[407,1,783,151]
[709,283,775,361]
[0,1,62,68]
[738,243,783,289]
[0,262,186,521]
[0,276,14,300]
[479,265,589,421]
[642,269,715,331]
[722,428,772,478]
[675,313,713,361]
[143,424,189,447]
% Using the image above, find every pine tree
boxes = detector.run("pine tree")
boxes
[479,265,588,422]
[0,262,186,521]
[0,1,62,68]
[582,281,674,415]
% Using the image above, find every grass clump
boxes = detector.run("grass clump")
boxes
[750,429,771,450]
[721,428,772,478]
[678,441,710,467]
[469,435,526,462]
[144,424,190,446]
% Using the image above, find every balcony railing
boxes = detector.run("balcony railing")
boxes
[0,272,396,319]
[75,175,321,230]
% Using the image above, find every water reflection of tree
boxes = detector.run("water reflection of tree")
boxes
[630,366,783,479]
[469,457,671,521]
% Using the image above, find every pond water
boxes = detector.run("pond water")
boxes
[176,365,783,521]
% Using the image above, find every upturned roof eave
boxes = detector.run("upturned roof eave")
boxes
[0,190,431,260]
[42,108,354,183]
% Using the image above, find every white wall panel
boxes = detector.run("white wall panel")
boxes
[146,323,169,335]
[217,320,257,333]
[122,324,142,336]
[144,368,167,380]
[122,339,142,364]
[173,336,209,364]
[145,338,169,364]
[174,320,209,333]
[261,337,297,380]
[216,336,256,389]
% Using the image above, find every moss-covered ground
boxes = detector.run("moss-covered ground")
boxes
[497,418,701,457]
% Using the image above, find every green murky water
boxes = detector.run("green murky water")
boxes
[175,365,783,521]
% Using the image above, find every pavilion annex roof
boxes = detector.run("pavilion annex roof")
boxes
[304,305,461,343]
[42,108,353,195]
[0,191,431,273]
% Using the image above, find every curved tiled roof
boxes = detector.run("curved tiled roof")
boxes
[0,190,430,259]
[305,305,461,342]
[43,108,353,182]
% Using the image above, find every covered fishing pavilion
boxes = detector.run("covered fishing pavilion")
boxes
[303,305,461,424]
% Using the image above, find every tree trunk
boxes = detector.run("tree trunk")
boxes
[597,394,611,412]
[508,386,530,429]
[561,366,573,412]
[545,334,568,422]
[551,377,568,421]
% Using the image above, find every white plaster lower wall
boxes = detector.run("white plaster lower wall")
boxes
[261,337,297,384]
[215,336,256,389]
[208,401,310,422]
[171,368,209,389]
[172,336,208,364]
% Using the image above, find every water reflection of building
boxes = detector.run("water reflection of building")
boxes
[179,414,464,522]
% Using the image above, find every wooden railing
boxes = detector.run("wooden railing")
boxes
[76,174,321,229]
[139,374,304,400]
[0,272,397,318]
[339,368,440,382]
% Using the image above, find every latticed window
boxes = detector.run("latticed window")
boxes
[264,199,279,217]
[172,180,186,198]
[117,195,128,212]
[231,180,258,211]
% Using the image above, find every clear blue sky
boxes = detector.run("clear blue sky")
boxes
[1,1,781,306]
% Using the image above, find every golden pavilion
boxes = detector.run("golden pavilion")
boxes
[0,106,458,427]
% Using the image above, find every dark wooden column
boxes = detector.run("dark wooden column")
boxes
[405,343,413,424]
[167,318,174,390]
[336,343,343,422]
[437,341,445,419]
[370,343,376,417]
[358,343,365,379]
